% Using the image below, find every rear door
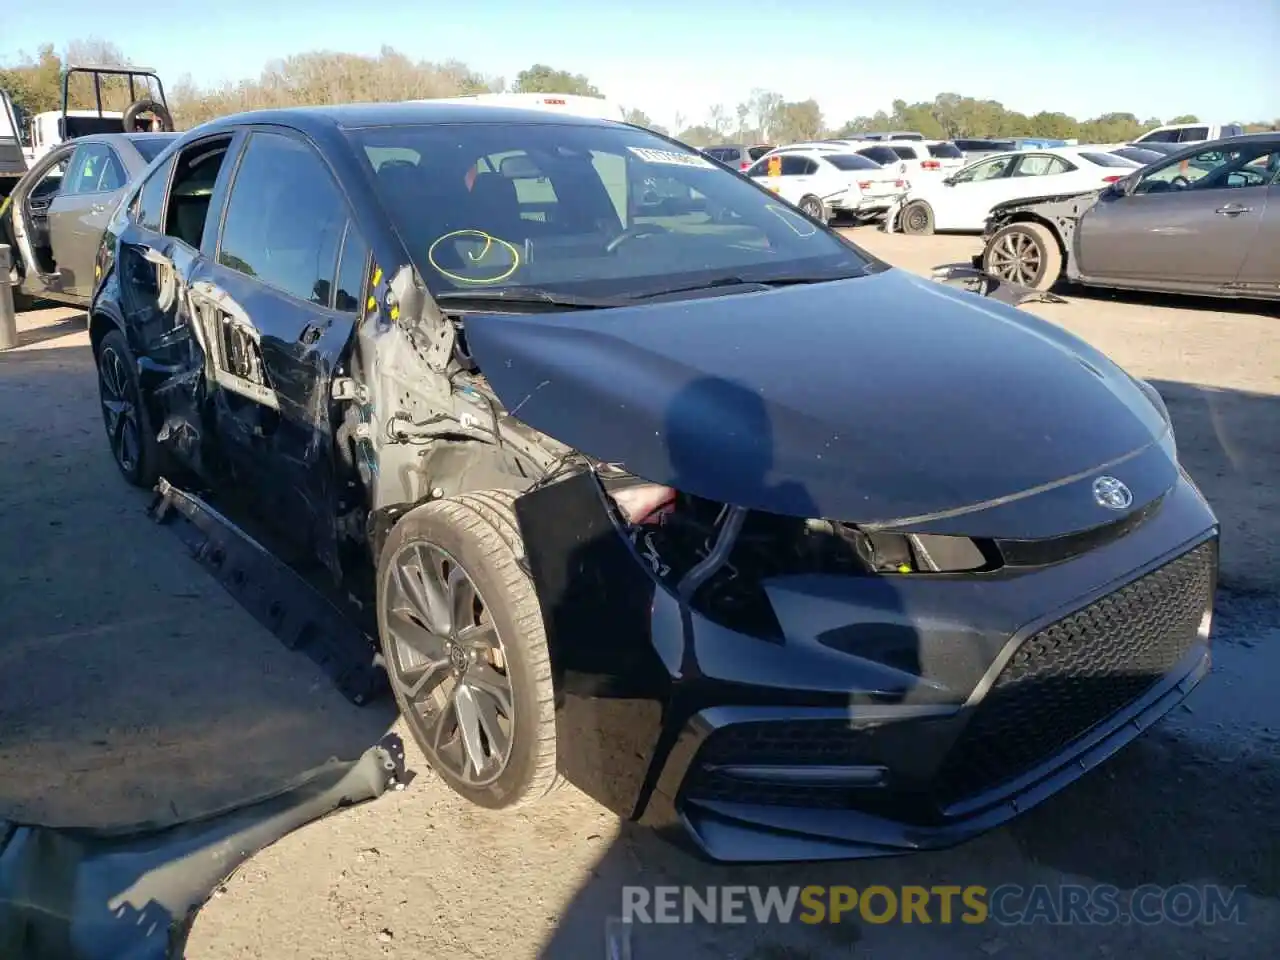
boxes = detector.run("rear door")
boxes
[45,141,129,296]
[1075,143,1276,285]
[198,128,370,548]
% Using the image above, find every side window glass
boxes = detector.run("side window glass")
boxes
[1179,127,1209,142]
[780,156,809,176]
[30,158,68,201]
[334,223,370,313]
[1014,155,1071,177]
[219,132,346,305]
[955,156,1013,182]
[63,145,103,195]
[134,155,174,230]
[802,159,819,175]
[745,159,768,178]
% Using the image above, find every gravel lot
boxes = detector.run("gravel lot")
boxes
[2,226,1277,958]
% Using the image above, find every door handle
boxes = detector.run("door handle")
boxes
[1215,204,1251,216]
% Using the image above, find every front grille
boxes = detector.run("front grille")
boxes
[935,540,1215,806]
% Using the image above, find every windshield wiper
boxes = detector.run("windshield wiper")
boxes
[628,272,864,301]
[434,287,622,310]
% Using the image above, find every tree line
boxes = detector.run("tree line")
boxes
[3,40,1276,147]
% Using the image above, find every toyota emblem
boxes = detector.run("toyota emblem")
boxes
[1092,475,1133,511]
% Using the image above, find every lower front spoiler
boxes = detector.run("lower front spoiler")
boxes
[646,644,1210,863]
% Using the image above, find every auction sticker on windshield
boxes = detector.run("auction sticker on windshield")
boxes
[627,146,714,168]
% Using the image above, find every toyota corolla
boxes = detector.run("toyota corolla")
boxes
[88,102,1218,862]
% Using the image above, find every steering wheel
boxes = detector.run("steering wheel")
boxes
[1169,175,1192,189]
[606,224,670,254]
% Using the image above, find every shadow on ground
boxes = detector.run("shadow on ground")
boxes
[0,340,396,830]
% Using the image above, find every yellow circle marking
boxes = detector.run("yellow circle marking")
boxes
[427,229,520,285]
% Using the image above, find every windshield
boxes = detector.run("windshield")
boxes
[824,153,880,171]
[347,122,873,298]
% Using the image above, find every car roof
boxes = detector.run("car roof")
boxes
[197,101,615,135]
[55,132,180,149]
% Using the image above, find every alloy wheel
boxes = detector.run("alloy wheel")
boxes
[800,198,824,220]
[98,345,141,475]
[987,229,1044,286]
[384,541,515,787]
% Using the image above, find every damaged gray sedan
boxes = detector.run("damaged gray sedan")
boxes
[89,103,1219,862]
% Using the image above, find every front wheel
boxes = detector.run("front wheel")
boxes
[376,490,561,810]
[983,221,1062,291]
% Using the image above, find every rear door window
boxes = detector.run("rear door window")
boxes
[1012,154,1073,176]
[779,156,814,176]
[1178,127,1209,142]
[64,143,127,194]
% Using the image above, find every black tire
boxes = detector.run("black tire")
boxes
[982,221,1062,291]
[96,328,162,487]
[899,200,935,235]
[121,98,174,133]
[377,489,561,810]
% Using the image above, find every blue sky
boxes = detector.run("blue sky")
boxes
[4,0,1277,130]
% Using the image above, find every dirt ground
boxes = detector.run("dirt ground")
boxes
[2,227,1278,959]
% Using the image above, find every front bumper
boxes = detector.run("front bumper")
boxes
[528,470,1219,863]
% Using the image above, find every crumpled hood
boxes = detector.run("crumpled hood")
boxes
[463,268,1174,534]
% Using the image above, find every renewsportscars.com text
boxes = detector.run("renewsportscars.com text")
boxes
[622,884,1248,926]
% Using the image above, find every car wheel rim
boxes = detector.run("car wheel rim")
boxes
[988,230,1042,285]
[802,200,821,219]
[98,346,140,474]
[384,541,515,787]
[905,206,927,231]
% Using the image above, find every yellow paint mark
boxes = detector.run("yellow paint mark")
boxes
[389,304,400,321]
[897,564,911,574]
[427,229,520,285]
[371,265,383,287]
[0,195,10,218]
[366,295,377,311]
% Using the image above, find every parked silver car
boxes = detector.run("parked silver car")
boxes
[975,133,1280,299]
[1,132,176,309]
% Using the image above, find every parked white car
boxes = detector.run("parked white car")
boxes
[884,146,1143,234]
[744,147,907,222]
